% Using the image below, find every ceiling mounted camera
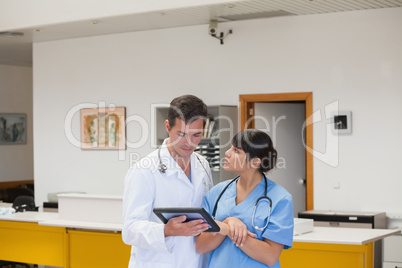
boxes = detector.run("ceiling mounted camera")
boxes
[209,20,218,36]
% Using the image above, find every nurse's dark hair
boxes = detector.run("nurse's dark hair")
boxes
[231,129,277,173]
[167,95,208,128]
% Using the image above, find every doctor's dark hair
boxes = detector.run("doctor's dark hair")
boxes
[167,95,208,128]
[231,129,277,173]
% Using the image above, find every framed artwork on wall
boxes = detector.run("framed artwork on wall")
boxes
[0,113,27,144]
[80,107,126,150]
[332,111,352,134]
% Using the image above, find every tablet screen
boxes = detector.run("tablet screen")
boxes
[153,207,220,232]
[160,212,207,222]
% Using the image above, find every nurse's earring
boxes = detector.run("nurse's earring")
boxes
[250,158,261,169]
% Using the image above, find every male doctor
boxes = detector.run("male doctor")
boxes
[122,95,213,268]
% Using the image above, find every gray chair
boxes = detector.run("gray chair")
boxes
[12,196,38,212]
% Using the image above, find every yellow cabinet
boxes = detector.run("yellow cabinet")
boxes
[68,229,131,268]
[280,241,374,268]
[0,220,68,267]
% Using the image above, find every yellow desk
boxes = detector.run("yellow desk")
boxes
[0,212,131,268]
[280,241,373,268]
[40,215,131,267]
[1,213,399,268]
[68,229,130,268]
[280,227,400,268]
[0,213,68,267]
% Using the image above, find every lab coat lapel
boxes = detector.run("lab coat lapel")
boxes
[159,141,180,178]
[191,154,206,191]
[159,141,193,188]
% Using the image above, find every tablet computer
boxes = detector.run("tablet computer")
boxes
[153,207,220,232]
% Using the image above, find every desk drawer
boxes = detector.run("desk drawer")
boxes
[0,221,67,267]
[384,235,402,262]
[314,221,372,228]
[69,230,130,268]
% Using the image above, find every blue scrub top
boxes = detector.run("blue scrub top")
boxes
[202,176,294,268]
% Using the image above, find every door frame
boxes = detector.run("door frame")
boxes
[239,92,313,210]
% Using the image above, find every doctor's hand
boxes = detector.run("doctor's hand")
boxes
[164,215,210,237]
[224,217,257,247]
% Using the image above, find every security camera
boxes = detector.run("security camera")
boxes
[209,20,218,36]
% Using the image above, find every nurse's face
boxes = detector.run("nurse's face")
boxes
[165,118,204,160]
[223,146,249,172]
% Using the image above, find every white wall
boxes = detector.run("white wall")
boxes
[34,7,402,214]
[0,65,33,182]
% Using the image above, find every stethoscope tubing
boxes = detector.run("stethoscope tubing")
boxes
[212,173,272,231]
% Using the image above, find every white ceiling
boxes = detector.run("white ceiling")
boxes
[1,0,402,67]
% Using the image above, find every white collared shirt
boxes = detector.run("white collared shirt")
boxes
[122,139,213,268]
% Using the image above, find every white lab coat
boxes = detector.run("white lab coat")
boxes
[122,140,213,268]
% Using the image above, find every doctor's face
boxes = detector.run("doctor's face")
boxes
[165,118,204,160]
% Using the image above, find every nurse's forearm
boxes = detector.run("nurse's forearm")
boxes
[238,237,283,267]
[195,221,229,255]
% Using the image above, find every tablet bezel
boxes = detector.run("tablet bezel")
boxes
[153,207,220,232]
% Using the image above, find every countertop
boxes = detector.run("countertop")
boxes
[0,211,58,222]
[1,212,400,242]
[293,226,400,245]
[39,218,122,232]
[0,211,121,231]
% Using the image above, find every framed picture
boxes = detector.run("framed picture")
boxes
[80,107,126,150]
[332,111,352,134]
[0,113,27,144]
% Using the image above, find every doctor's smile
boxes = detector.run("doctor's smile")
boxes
[181,146,195,152]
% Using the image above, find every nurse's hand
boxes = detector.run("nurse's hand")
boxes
[164,215,209,237]
[213,221,230,237]
[224,217,256,247]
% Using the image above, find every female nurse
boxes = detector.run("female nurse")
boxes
[196,129,294,268]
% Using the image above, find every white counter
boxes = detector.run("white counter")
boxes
[38,193,123,231]
[1,211,400,244]
[0,211,121,231]
[0,211,58,223]
[294,226,401,245]
[40,218,122,232]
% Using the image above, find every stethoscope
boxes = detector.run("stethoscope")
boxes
[157,145,212,183]
[212,173,272,231]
